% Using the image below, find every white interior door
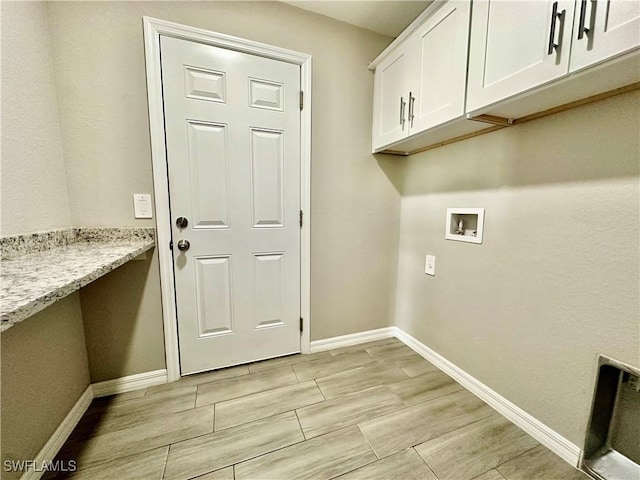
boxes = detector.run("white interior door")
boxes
[160,36,301,375]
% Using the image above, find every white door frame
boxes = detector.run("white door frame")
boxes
[143,16,312,382]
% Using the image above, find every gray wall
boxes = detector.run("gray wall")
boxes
[0,1,71,236]
[1,295,90,480]
[0,3,91,474]
[388,90,640,447]
[80,252,165,382]
[45,1,400,343]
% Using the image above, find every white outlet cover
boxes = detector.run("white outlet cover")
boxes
[133,194,153,219]
[425,255,436,276]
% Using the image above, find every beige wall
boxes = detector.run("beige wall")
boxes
[1,294,90,480]
[0,3,91,472]
[0,1,71,236]
[80,252,165,383]
[389,90,640,446]
[45,1,400,343]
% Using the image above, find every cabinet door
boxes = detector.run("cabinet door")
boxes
[409,1,471,133]
[570,0,640,72]
[466,0,575,114]
[372,44,411,151]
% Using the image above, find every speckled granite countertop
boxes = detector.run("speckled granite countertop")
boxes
[1,228,155,332]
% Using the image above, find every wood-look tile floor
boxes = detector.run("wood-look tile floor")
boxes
[49,338,590,480]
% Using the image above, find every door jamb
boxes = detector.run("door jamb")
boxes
[143,16,312,382]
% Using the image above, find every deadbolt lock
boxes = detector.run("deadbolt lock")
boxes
[176,217,188,229]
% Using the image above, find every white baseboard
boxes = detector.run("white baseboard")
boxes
[91,369,168,397]
[20,369,168,480]
[392,327,582,467]
[309,327,396,353]
[22,386,93,480]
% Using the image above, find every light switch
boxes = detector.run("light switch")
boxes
[425,255,436,276]
[133,194,153,219]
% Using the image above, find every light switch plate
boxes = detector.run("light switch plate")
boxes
[133,194,153,219]
[425,255,436,276]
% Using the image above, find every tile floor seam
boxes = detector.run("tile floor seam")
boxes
[492,443,545,477]
[151,370,252,396]
[414,412,500,451]
[223,429,309,473]
[313,379,327,401]
[197,372,300,408]
[352,388,462,428]
[293,409,307,441]
[357,424,381,460]
[411,445,438,474]
[473,467,505,480]
[211,404,216,433]
[139,421,229,459]
[232,425,376,480]
[160,445,170,480]
[68,444,174,474]
[325,455,378,480]
[396,385,468,408]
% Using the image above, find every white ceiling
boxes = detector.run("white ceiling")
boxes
[282,1,432,38]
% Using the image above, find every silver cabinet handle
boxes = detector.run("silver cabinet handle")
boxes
[547,1,565,55]
[409,92,416,128]
[399,96,407,129]
[578,0,592,39]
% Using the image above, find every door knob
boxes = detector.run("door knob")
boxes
[176,217,189,229]
[177,239,190,251]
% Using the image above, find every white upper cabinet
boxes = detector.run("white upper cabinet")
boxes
[466,0,576,114]
[371,0,639,155]
[371,1,472,153]
[409,1,471,133]
[372,43,412,151]
[569,0,640,72]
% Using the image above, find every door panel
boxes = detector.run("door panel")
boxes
[187,121,230,229]
[410,0,470,132]
[250,128,285,228]
[160,36,301,374]
[184,66,226,102]
[249,78,284,111]
[194,256,234,337]
[372,45,411,151]
[570,0,640,71]
[467,0,575,113]
[254,253,285,328]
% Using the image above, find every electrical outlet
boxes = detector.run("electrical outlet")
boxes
[425,255,436,276]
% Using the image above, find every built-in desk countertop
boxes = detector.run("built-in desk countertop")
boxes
[0,228,155,332]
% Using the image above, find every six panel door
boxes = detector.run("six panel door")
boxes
[160,36,302,375]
